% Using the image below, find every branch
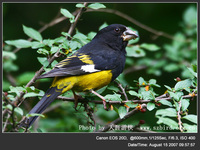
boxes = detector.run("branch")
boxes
[86,8,188,42]
[114,81,128,101]
[57,94,197,104]
[3,113,11,132]
[123,65,147,75]
[177,100,184,132]
[96,104,147,132]
[13,10,78,53]
[67,2,88,38]
[14,5,88,107]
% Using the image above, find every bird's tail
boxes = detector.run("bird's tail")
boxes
[26,87,62,127]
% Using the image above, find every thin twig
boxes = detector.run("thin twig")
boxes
[6,72,16,86]
[123,65,147,75]
[86,8,188,42]
[3,113,11,132]
[67,2,88,38]
[114,81,128,101]
[57,94,197,104]
[177,100,184,132]
[15,4,87,107]
[96,104,147,132]
[13,11,78,53]
[84,103,96,128]
[11,105,16,131]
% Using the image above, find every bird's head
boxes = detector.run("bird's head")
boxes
[94,24,138,50]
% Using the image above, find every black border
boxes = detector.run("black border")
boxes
[1,0,199,150]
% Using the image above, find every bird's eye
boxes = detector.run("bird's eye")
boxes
[114,28,120,33]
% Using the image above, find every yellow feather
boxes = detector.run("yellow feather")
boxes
[51,70,112,93]
[78,54,94,65]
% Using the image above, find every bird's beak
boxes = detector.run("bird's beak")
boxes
[122,27,138,41]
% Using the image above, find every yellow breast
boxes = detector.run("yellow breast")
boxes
[51,70,112,93]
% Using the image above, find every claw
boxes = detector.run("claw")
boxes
[89,89,109,111]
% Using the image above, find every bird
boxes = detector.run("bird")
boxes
[23,24,138,128]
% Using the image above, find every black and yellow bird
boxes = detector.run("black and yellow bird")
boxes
[25,24,138,128]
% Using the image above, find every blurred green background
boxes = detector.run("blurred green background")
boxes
[3,3,195,85]
[3,3,197,132]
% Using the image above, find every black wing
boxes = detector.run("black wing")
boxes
[37,51,117,79]
[37,40,125,79]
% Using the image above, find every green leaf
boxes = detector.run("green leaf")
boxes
[174,79,192,91]
[37,57,49,67]
[37,48,49,55]
[8,86,26,97]
[126,46,146,57]
[118,106,127,119]
[182,114,197,124]
[23,25,42,41]
[164,85,172,91]
[23,91,45,99]
[43,39,55,47]
[17,72,35,85]
[107,85,118,92]
[191,64,197,72]
[54,36,67,44]
[181,99,190,112]
[3,51,16,60]
[159,99,172,107]
[51,60,58,68]
[168,91,180,101]
[99,22,108,30]
[88,3,106,9]
[183,6,197,27]
[73,32,88,45]
[96,86,107,94]
[129,91,139,97]
[149,79,156,85]
[173,101,179,111]
[76,3,85,8]
[69,40,82,50]
[61,32,71,38]
[87,32,96,40]
[6,94,15,101]
[37,128,43,133]
[140,43,160,51]
[5,104,13,110]
[31,41,45,49]
[125,102,138,108]
[27,86,36,91]
[5,39,32,48]
[14,107,23,116]
[104,93,122,101]
[164,63,179,72]
[149,79,160,87]
[156,108,177,117]
[156,117,178,130]
[60,8,75,23]
[3,60,18,72]
[50,46,59,54]
[138,77,146,86]
[3,80,11,91]
[26,113,45,118]
[187,67,197,78]
[182,123,197,133]
[141,91,155,100]
[147,102,155,111]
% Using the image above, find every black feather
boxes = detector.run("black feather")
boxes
[26,87,62,127]
[25,24,134,128]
